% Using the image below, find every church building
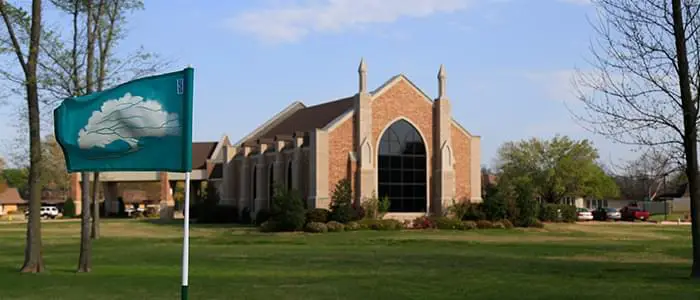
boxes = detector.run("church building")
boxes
[218,59,482,219]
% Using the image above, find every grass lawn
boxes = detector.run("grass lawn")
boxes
[0,220,699,299]
[650,212,688,222]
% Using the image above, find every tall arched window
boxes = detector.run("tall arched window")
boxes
[268,164,274,203]
[287,161,293,191]
[378,119,427,212]
[252,166,257,200]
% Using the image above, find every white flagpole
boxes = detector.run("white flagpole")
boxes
[181,172,191,300]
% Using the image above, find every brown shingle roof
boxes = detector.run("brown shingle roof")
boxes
[192,142,217,169]
[244,96,354,144]
[0,188,25,205]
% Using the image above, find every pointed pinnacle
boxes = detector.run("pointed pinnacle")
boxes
[438,64,446,79]
[358,58,367,73]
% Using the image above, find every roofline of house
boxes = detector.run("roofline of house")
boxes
[233,101,306,146]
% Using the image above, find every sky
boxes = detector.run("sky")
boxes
[0,0,637,168]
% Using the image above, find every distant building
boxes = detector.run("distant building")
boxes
[0,188,24,215]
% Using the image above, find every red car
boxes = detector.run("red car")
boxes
[620,206,650,221]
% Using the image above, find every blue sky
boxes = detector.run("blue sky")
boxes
[1,0,635,168]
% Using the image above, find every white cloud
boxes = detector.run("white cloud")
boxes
[523,70,580,103]
[78,93,180,150]
[226,0,475,43]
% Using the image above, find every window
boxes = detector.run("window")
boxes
[287,162,293,191]
[268,165,274,202]
[378,120,427,212]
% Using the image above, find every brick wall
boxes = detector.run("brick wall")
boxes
[327,116,355,197]
[371,79,434,163]
[451,123,471,201]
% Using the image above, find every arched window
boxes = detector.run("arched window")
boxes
[268,164,274,203]
[252,166,257,200]
[378,120,427,212]
[287,161,293,191]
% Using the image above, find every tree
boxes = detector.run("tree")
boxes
[495,136,619,203]
[573,0,700,277]
[0,0,45,273]
[328,179,355,223]
[2,168,28,196]
[614,149,679,200]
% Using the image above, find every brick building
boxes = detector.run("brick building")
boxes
[219,60,482,219]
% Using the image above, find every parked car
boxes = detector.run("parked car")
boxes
[593,207,621,221]
[620,206,650,221]
[24,206,60,219]
[577,208,593,221]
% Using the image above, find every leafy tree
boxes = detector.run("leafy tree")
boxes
[495,136,619,203]
[2,168,28,197]
[63,198,76,217]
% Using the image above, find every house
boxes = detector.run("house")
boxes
[0,188,25,215]
[217,60,482,220]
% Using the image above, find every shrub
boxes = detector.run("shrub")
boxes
[351,203,365,221]
[483,184,508,221]
[519,217,544,228]
[412,216,436,229]
[461,221,477,230]
[512,184,539,227]
[255,209,271,225]
[362,193,390,220]
[345,221,361,231]
[197,205,239,224]
[501,219,514,229]
[144,207,159,218]
[329,179,355,223]
[539,204,560,222]
[476,220,493,229]
[326,221,345,232]
[492,221,506,229]
[268,187,306,232]
[559,205,577,223]
[462,202,487,221]
[359,219,402,231]
[259,221,277,233]
[241,207,253,224]
[304,222,328,233]
[306,208,329,223]
[433,216,463,230]
[63,198,76,218]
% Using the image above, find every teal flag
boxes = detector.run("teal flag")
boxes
[54,68,194,172]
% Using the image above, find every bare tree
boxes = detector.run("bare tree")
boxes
[0,0,44,273]
[573,0,700,277]
[612,149,678,200]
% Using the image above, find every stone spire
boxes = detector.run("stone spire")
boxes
[358,58,367,94]
[438,64,447,99]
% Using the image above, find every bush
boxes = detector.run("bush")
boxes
[476,220,493,229]
[259,221,277,233]
[63,198,76,218]
[306,208,329,223]
[197,204,239,224]
[492,221,506,229]
[144,207,159,218]
[328,179,355,223]
[326,221,345,232]
[362,193,389,220]
[255,209,271,225]
[412,216,436,229]
[462,202,487,221]
[539,204,560,222]
[512,184,539,227]
[304,222,328,233]
[461,221,477,230]
[559,205,577,223]
[345,221,361,231]
[359,219,403,231]
[267,187,306,232]
[483,185,508,221]
[519,217,544,228]
[433,216,463,230]
[501,219,514,229]
[241,207,253,224]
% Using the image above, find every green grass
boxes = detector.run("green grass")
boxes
[650,212,688,222]
[0,220,699,299]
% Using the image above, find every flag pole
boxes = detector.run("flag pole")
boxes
[181,171,191,300]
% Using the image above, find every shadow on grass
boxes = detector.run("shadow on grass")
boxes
[139,218,256,230]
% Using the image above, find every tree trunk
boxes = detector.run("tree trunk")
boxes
[78,0,96,272]
[91,172,100,239]
[17,0,44,273]
[77,173,91,272]
[671,0,700,278]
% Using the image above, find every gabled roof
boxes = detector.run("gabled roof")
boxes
[192,142,218,169]
[242,96,354,145]
[0,188,25,205]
